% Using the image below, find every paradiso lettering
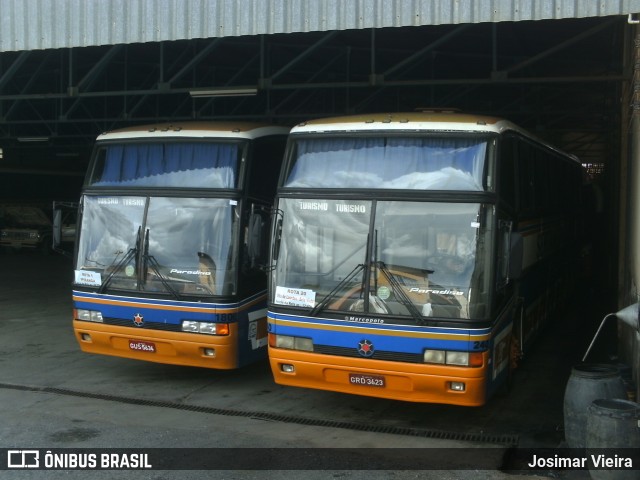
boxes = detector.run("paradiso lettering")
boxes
[409,287,464,296]
[169,269,212,276]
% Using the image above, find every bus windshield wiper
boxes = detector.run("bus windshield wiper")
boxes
[98,226,140,294]
[375,261,426,326]
[309,263,365,317]
[141,228,180,300]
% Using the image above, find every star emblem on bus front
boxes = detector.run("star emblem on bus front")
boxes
[357,339,375,357]
[133,313,144,327]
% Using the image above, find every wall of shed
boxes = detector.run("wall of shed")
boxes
[618,23,640,401]
[2,0,640,53]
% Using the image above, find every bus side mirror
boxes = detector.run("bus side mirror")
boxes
[52,208,62,248]
[509,232,523,281]
[247,211,266,269]
[270,213,283,265]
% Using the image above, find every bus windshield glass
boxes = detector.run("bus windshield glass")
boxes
[75,195,238,296]
[272,199,491,320]
[88,141,243,188]
[284,136,488,190]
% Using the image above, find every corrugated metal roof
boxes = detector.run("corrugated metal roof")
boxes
[1,0,640,52]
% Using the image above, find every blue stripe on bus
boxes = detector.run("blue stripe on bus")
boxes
[73,290,266,309]
[268,311,491,336]
[73,290,267,324]
[276,324,471,352]
[268,311,490,352]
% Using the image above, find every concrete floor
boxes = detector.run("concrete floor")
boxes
[1,250,615,479]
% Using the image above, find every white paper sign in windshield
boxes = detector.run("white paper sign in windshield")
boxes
[274,286,316,307]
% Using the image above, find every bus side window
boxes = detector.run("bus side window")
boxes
[87,148,107,185]
[499,136,516,211]
[247,136,287,201]
[497,218,521,293]
[496,220,511,290]
[517,141,535,214]
[247,208,269,269]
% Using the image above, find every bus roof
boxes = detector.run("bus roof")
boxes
[290,111,580,163]
[290,112,519,135]
[97,121,290,141]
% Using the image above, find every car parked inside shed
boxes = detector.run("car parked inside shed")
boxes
[0,204,52,254]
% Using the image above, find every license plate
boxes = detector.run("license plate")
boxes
[348,373,385,387]
[129,340,156,353]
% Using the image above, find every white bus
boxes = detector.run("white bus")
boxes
[267,112,585,405]
[73,122,288,369]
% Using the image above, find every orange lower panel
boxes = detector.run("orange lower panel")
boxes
[269,348,488,406]
[73,320,239,369]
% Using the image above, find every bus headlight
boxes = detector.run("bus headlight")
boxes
[75,309,104,323]
[423,349,445,364]
[270,334,313,352]
[445,351,470,366]
[423,349,483,367]
[181,321,229,336]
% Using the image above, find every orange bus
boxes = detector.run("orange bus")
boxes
[267,112,585,405]
[73,122,288,369]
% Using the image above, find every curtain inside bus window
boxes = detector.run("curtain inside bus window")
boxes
[75,195,238,296]
[143,197,237,296]
[74,195,145,290]
[91,142,240,188]
[271,197,491,320]
[285,137,486,190]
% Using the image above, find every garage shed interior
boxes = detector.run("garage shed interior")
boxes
[1,3,639,323]
[0,15,628,177]
[0,0,639,414]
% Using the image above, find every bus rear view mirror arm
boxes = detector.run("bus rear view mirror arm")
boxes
[247,211,264,269]
[509,232,523,281]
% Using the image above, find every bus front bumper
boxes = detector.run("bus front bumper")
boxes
[269,348,488,406]
[73,320,239,369]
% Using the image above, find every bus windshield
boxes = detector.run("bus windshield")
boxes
[88,141,243,188]
[75,195,238,296]
[271,198,491,320]
[284,136,488,190]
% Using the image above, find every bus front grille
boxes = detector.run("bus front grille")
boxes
[313,344,423,363]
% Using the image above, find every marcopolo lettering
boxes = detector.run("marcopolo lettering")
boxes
[345,315,385,324]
